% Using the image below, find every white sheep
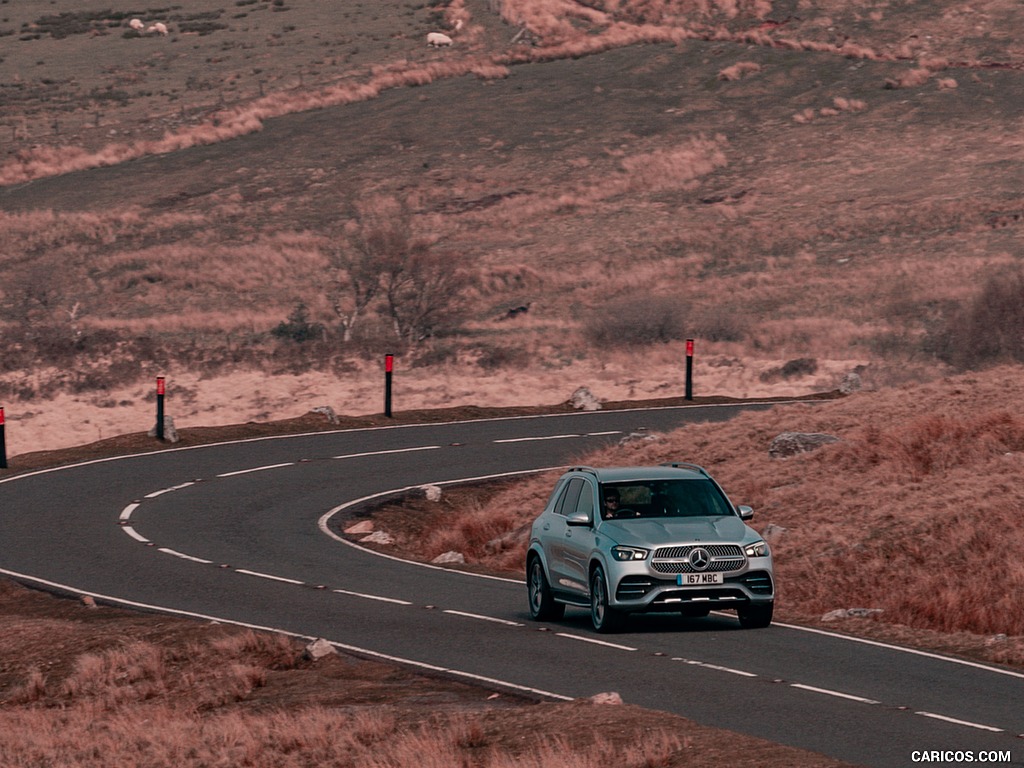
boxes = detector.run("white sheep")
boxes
[147,22,169,36]
[426,32,453,47]
[128,18,144,31]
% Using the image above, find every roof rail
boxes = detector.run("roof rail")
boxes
[567,465,599,475]
[660,461,710,477]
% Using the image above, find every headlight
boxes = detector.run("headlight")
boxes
[611,546,649,562]
[744,540,769,558]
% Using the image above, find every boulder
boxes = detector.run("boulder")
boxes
[569,386,602,411]
[148,415,179,443]
[769,432,840,458]
[304,638,337,660]
[432,551,465,565]
[360,531,395,546]
[422,484,443,502]
[762,523,787,543]
[589,692,624,705]
[618,428,662,447]
[344,520,375,535]
[822,607,883,621]
[310,406,340,424]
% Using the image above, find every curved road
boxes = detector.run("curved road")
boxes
[1,404,1021,767]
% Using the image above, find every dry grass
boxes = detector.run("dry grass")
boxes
[0,581,849,767]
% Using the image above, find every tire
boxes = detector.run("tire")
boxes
[737,602,774,629]
[590,565,626,633]
[527,556,564,621]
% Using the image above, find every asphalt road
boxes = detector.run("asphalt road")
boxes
[1,403,1021,767]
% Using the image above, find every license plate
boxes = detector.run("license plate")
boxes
[677,572,723,586]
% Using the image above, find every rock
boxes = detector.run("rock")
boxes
[360,531,395,546]
[80,595,97,609]
[432,551,465,565]
[485,522,531,554]
[618,428,662,447]
[569,386,602,411]
[769,432,840,458]
[762,523,787,543]
[147,415,179,443]
[344,520,375,535]
[589,692,624,705]
[839,371,862,395]
[304,638,337,660]
[422,484,442,502]
[822,608,883,622]
[310,406,339,424]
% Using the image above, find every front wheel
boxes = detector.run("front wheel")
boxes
[737,602,774,629]
[590,565,626,633]
[527,556,564,621]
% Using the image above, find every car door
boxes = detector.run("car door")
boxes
[558,477,599,597]
[541,477,583,596]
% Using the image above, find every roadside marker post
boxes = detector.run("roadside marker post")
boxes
[156,376,166,441]
[0,406,7,469]
[685,339,694,401]
[384,354,394,418]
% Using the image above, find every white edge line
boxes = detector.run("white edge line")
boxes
[217,462,294,478]
[915,711,1004,732]
[332,588,412,606]
[555,632,637,651]
[158,548,214,564]
[235,569,305,585]
[790,683,880,705]
[318,468,561,585]
[0,567,573,703]
[0,399,795,485]
[333,445,441,460]
[443,609,524,627]
[122,526,149,543]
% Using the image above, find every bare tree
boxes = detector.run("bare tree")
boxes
[330,196,415,343]
[333,195,475,346]
[381,248,475,345]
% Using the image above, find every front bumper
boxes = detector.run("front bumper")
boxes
[612,568,774,611]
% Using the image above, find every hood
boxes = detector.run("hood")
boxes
[600,515,752,547]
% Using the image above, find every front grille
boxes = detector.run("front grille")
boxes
[652,544,745,574]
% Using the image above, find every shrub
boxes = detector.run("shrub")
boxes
[271,303,325,343]
[930,269,1024,370]
[584,295,687,347]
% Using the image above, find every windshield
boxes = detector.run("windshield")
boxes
[600,479,734,520]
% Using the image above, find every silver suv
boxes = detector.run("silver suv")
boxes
[526,464,774,632]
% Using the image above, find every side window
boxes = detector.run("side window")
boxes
[555,478,584,517]
[575,480,595,520]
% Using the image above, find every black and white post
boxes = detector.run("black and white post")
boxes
[156,376,166,441]
[384,354,394,418]
[685,339,694,401]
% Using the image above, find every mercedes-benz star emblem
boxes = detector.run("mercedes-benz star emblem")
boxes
[688,547,711,571]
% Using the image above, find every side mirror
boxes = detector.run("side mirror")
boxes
[566,510,592,526]
[737,505,754,520]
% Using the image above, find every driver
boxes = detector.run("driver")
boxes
[602,488,621,520]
